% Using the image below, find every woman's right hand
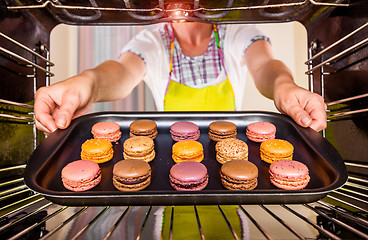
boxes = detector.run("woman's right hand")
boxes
[34,55,146,134]
[34,71,96,134]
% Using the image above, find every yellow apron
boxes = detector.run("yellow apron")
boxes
[164,24,235,111]
[161,25,243,239]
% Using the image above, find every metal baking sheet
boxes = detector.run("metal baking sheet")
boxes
[24,111,348,206]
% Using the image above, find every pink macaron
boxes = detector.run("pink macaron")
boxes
[169,161,208,191]
[269,160,310,190]
[91,121,122,142]
[246,122,276,142]
[170,121,200,141]
[61,160,102,192]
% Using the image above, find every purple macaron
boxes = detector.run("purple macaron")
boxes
[170,121,200,141]
[169,161,208,191]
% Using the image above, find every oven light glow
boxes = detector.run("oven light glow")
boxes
[173,10,189,17]
[166,3,191,22]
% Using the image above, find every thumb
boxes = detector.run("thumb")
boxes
[55,114,69,129]
[284,104,312,128]
[55,92,82,129]
[297,114,313,128]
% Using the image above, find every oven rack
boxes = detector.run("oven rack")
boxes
[6,0,351,11]
[0,99,37,148]
[0,188,367,239]
[6,0,350,24]
[306,21,368,86]
[305,22,368,71]
[0,99,34,123]
[0,31,52,149]
[326,93,368,120]
[0,32,54,78]
[306,21,368,121]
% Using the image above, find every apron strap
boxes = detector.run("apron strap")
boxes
[213,25,228,77]
[165,23,176,95]
[169,23,175,75]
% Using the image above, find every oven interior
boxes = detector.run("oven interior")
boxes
[0,0,367,239]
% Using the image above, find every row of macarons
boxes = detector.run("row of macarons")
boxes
[61,157,310,192]
[89,119,277,143]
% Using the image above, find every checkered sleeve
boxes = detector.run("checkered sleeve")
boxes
[243,35,271,53]
[224,24,271,62]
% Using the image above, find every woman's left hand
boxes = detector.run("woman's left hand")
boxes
[244,40,327,132]
[273,82,327,132]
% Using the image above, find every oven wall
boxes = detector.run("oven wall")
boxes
[304,0,368,210]
[0,6,56,205]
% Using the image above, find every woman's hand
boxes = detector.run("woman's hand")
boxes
[273,82,327,132]
[34,55,146,134]
[244,40,327,132]
[34,71,96,134]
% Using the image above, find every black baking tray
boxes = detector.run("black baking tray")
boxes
[25,111,348,206]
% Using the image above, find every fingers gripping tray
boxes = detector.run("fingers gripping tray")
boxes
[25,111,348,206]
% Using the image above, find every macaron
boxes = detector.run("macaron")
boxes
[129,119,158,139]
[113,159,152,191]
[215,138,248,164]
[172,140,204,163]
[91,121,122,142]
[61,160,101,192]
[220,160,258,190]
[81,139,114,164]
[246,122,276,142]
[169,161,208,191]
[269,160,310,190]
[260,139,294,164]
[123,136,155,162]
[170,121,200,141]
[208,121,237,141]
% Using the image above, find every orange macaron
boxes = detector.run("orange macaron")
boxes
[172,140,204,163]
[81,139,114,164]
[260,139,294,164]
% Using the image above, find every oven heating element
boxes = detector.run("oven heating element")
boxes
[0,0,367,239]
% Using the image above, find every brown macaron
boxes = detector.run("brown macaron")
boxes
[113,159,151,191]
[215,138,248,164]
[208,121,237,141]
[220,160,258,190]
[130,119,158,139]
[123,136,155,162]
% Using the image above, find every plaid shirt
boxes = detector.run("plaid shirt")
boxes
[161,24,224,87]
[128,24,269,88]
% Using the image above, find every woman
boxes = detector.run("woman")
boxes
[34,22,326,133]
